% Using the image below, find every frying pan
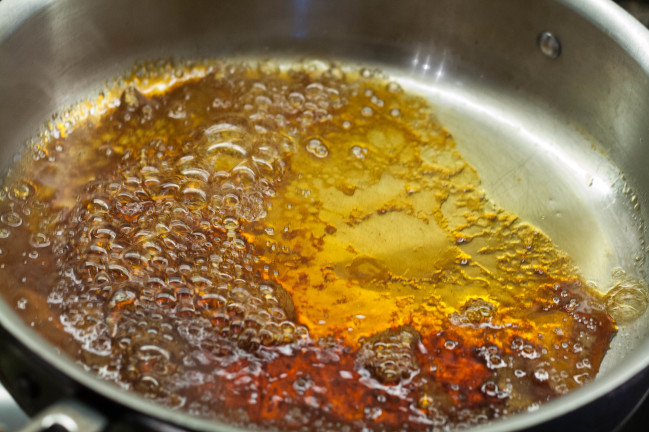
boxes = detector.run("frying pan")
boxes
[0,0,649,431]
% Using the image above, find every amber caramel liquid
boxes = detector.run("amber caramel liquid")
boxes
[0,61,615,431]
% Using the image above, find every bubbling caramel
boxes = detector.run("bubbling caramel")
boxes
[0,61,615,431]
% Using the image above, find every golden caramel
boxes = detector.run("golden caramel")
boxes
[0,61,615,430]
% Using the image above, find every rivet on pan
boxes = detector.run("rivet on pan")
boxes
[538,32,561,59]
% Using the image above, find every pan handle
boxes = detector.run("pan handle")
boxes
[14,399,106,432]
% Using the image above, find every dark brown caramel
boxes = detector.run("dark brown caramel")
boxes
[0,61,615,431]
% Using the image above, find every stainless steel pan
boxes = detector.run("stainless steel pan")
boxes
[1,0,649,431]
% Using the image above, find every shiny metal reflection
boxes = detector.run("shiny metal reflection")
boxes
[0,383,28,431]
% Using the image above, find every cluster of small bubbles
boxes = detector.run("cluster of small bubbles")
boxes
[356,326,420,384]
[305,138,329,159]
[605,269,649,326]
[350,145,368,160]
[30,65,357,402]
[478,345,508,369]
[509,336,541,361]
[481,381,499,397]
[449,298,495,327]
[59,308,113,357]
[369,96,384,108]
[225,63,350,132]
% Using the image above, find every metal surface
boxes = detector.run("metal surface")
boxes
[0,0,648,431]
[14,400,106,432]
[0,384,28,431]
